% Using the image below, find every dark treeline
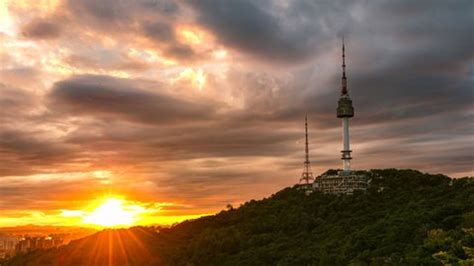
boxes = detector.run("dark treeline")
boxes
[4,169,474,265]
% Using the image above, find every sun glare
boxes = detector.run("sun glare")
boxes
[83,198,142,227]
[59,196,205,228]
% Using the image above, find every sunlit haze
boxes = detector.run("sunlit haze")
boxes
[82,198,141,227]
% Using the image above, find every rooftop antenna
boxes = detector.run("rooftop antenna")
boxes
[300,115,314,184]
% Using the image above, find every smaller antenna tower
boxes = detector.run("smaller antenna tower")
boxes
[300,116,314,184]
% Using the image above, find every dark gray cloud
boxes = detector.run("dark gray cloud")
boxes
[206,0,474,126]
[57,105,299,165]
[64,0,198,61]
[186,0,351,62]
[64,0,181,36]
[48,75,216,124]
[142,21,197,60]
[21,18,62,39]
[164,44,196,60]
[67,0,147,27]
[0,128,79,177]
[64,55,150,72]
[0,83,36,119]
[143,21,175,42]
[187,0,474,67]
[67,0,179,22]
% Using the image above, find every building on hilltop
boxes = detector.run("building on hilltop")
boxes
[297,38,368,195]
[313,171,368,195]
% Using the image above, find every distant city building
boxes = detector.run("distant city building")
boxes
[0,235,19,259]
[14,235,64,255]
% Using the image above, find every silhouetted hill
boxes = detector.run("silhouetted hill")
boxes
[4,169,474,265]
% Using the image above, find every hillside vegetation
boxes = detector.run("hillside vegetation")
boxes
[4,169,474,265]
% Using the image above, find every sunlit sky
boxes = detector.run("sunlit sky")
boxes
[0,0,473,227]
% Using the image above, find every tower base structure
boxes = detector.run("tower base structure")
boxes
[312,170,368,195]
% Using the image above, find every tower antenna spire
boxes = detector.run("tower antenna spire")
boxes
[305,115,309,165]
[300,115,314,184]
[341,37,348,96]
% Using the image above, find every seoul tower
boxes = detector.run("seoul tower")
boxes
[337,38,354,173]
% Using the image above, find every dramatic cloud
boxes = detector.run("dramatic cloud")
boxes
[143,21,175,43]
[21,18,62,39]
[0,0,472,226]
[186,0,364,63]
[48,75,217,124]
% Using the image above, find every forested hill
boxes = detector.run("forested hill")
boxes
[4,169,474,266]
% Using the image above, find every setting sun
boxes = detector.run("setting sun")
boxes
[83,198,143,227]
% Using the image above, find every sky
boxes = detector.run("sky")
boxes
[0,0,473,227]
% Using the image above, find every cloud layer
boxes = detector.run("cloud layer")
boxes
[0,0,473,226]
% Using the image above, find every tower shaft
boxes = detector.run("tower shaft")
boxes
[341,117,351,171]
